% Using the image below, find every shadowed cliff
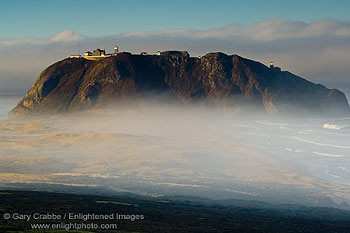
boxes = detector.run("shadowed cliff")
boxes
[9,51,350,118]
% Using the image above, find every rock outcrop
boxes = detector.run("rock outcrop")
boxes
[9,51,350,118]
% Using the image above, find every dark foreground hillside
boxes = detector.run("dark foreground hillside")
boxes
[1,190,349,233]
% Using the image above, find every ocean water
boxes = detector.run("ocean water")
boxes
[0,91,24,120]
[214,117,350,186]
[343,88,350,104]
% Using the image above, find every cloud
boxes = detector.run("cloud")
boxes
[1,30,86,46]
[118,18,350,41]
[241,18,350,41]
[0,19,349,94]
[49,30,86,42]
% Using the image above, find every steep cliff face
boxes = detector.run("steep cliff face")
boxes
[9,51,350,117]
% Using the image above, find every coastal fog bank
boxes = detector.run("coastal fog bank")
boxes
[1,100,350,209]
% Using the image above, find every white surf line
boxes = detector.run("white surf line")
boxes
[322,166,341,179]
[281,136,350,149]
[326,117,350,121]
[296,129,315,135]
[231,123,261,130]
[223,188,259,196]
[325,172,341,178]
[283,148,345,158]
[256,120,287,126]
[284,148,305,153]
[312,152,344,158]
[318,131,350,137]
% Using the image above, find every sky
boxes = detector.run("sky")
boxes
[1,0,350,39]
[0,0,349,95]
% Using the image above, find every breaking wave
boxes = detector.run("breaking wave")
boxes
[323,118,350,130]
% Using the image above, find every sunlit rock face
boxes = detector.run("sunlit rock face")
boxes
[9,51,349,118]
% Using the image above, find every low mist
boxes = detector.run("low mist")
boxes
[1,98,349,209]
